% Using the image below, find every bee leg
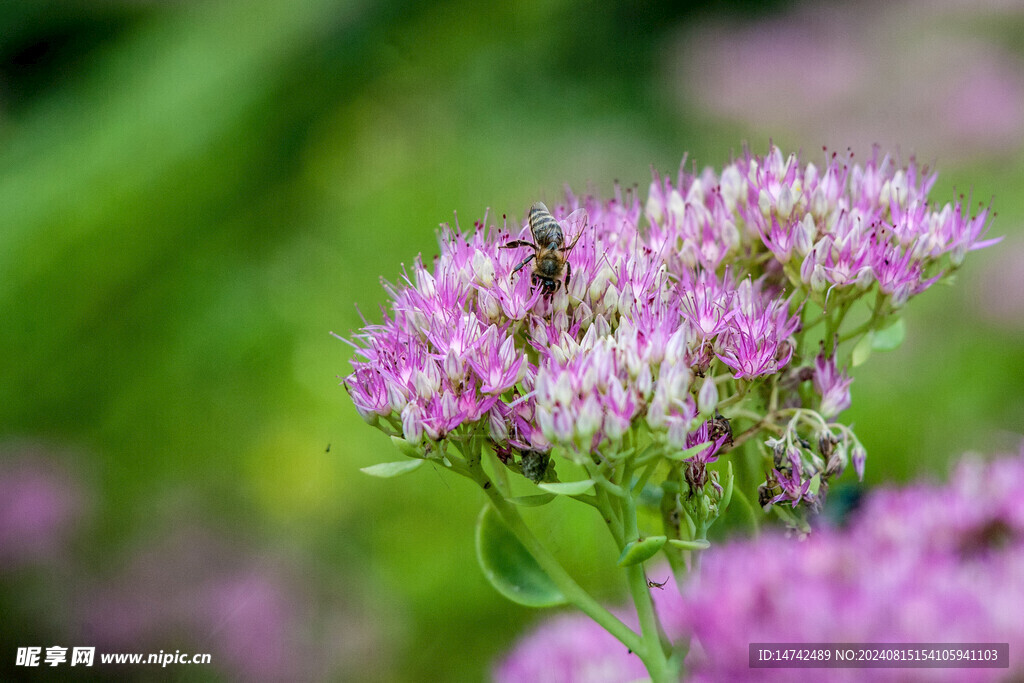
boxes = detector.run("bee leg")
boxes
[564,261,572,291]
[502,240,538,250]
[511,254,535,275]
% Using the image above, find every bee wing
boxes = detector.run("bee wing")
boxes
[560,208,588,248]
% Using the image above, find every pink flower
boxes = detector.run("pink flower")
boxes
[340,145,995,499]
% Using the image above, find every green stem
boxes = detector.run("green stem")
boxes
[716,379,751,409]
[837,288,887,344]
[625,564,675,682]
[594,481,625,546]
[465,458,645,655]
[619,460,676,681]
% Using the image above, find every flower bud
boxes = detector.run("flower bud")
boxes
[721,220,740,252]
[810,264,828,292]
[794,214,815,257]
[576,394,603,444]
[679,241,699,269]
[478,289,501,322]
[472,249,494,287]
[758,189,772,218]
[488,409,508,442]
[852,443,867,480]
[776,185,795,220]
[891,282,912,308]
[401,403,424,443]
[698,377,718,417]
[415,267,437,299]
[804,162,819,188]
[686,178,705,205]
[602,284,619,315]
[855,266,874,290]
[950,242,967,267]
[636,365,654,400]
[668,189,685,224]
[719,165,744,211]
[645,181,665,224]
[553,372,574,407]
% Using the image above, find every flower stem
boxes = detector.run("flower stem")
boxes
[462,455,645,656]
[619,460,677,681]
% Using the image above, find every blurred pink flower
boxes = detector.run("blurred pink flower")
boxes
[497,445,1024,681]
[0,443,86,569]
[672,2,1024,160]
[971,237,1024,329]
[78,526,381,681]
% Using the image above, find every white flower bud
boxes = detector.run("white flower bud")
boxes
[855,266,874,290]
[617,283,635,314]
[776,185,795,220]
[891,282,912,308]
[698,377,718,416]
[636,365,653,400]
[686,178,705,205]
[478,289,501,322]
[810,264,829,293]
[645,182,665,224]
[554,373,574,406]
[794,214,815,257]
[668,189,685,224]
[488,410,508,442]
[679,241,699,269]
[746,159,759,184]
[719,165,744,212]
[810,187,828,219]
[879,179,892,209]
[804,162,818,188]
[758,189,772,218]
[602,284,619,315]
[890,169,908,207]
[950,242,967,267]
[721,219,740,252]
[576,394,603,443]
[401,403,424,443]
[588,263,614,303]
[415,267,436,299]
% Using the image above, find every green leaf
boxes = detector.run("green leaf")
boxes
[617,535,667,566]
[360,459,425,477]
[474,505,566,607]
[720,461,734,513]
[852,332,874,367]
[872,318,906,351]
[664,441,711,461]
[537,480,594,496]
[667,538,711,551]
[389,435,424,459]
[506,493,557,507]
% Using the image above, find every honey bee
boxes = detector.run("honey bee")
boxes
[502,201,585,293]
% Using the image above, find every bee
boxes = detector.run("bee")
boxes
[502,202,585,294]
[707,412,733,447]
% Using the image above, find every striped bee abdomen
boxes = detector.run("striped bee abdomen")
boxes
[529,202,563,247]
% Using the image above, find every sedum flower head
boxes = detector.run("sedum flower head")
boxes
[342,146,995,505]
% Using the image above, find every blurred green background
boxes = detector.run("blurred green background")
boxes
[1,0,1022,680]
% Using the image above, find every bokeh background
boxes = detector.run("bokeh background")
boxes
[1,0,1022,680]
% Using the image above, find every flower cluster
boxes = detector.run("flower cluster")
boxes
[342,146,994,506]
[496,446,1024,682]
